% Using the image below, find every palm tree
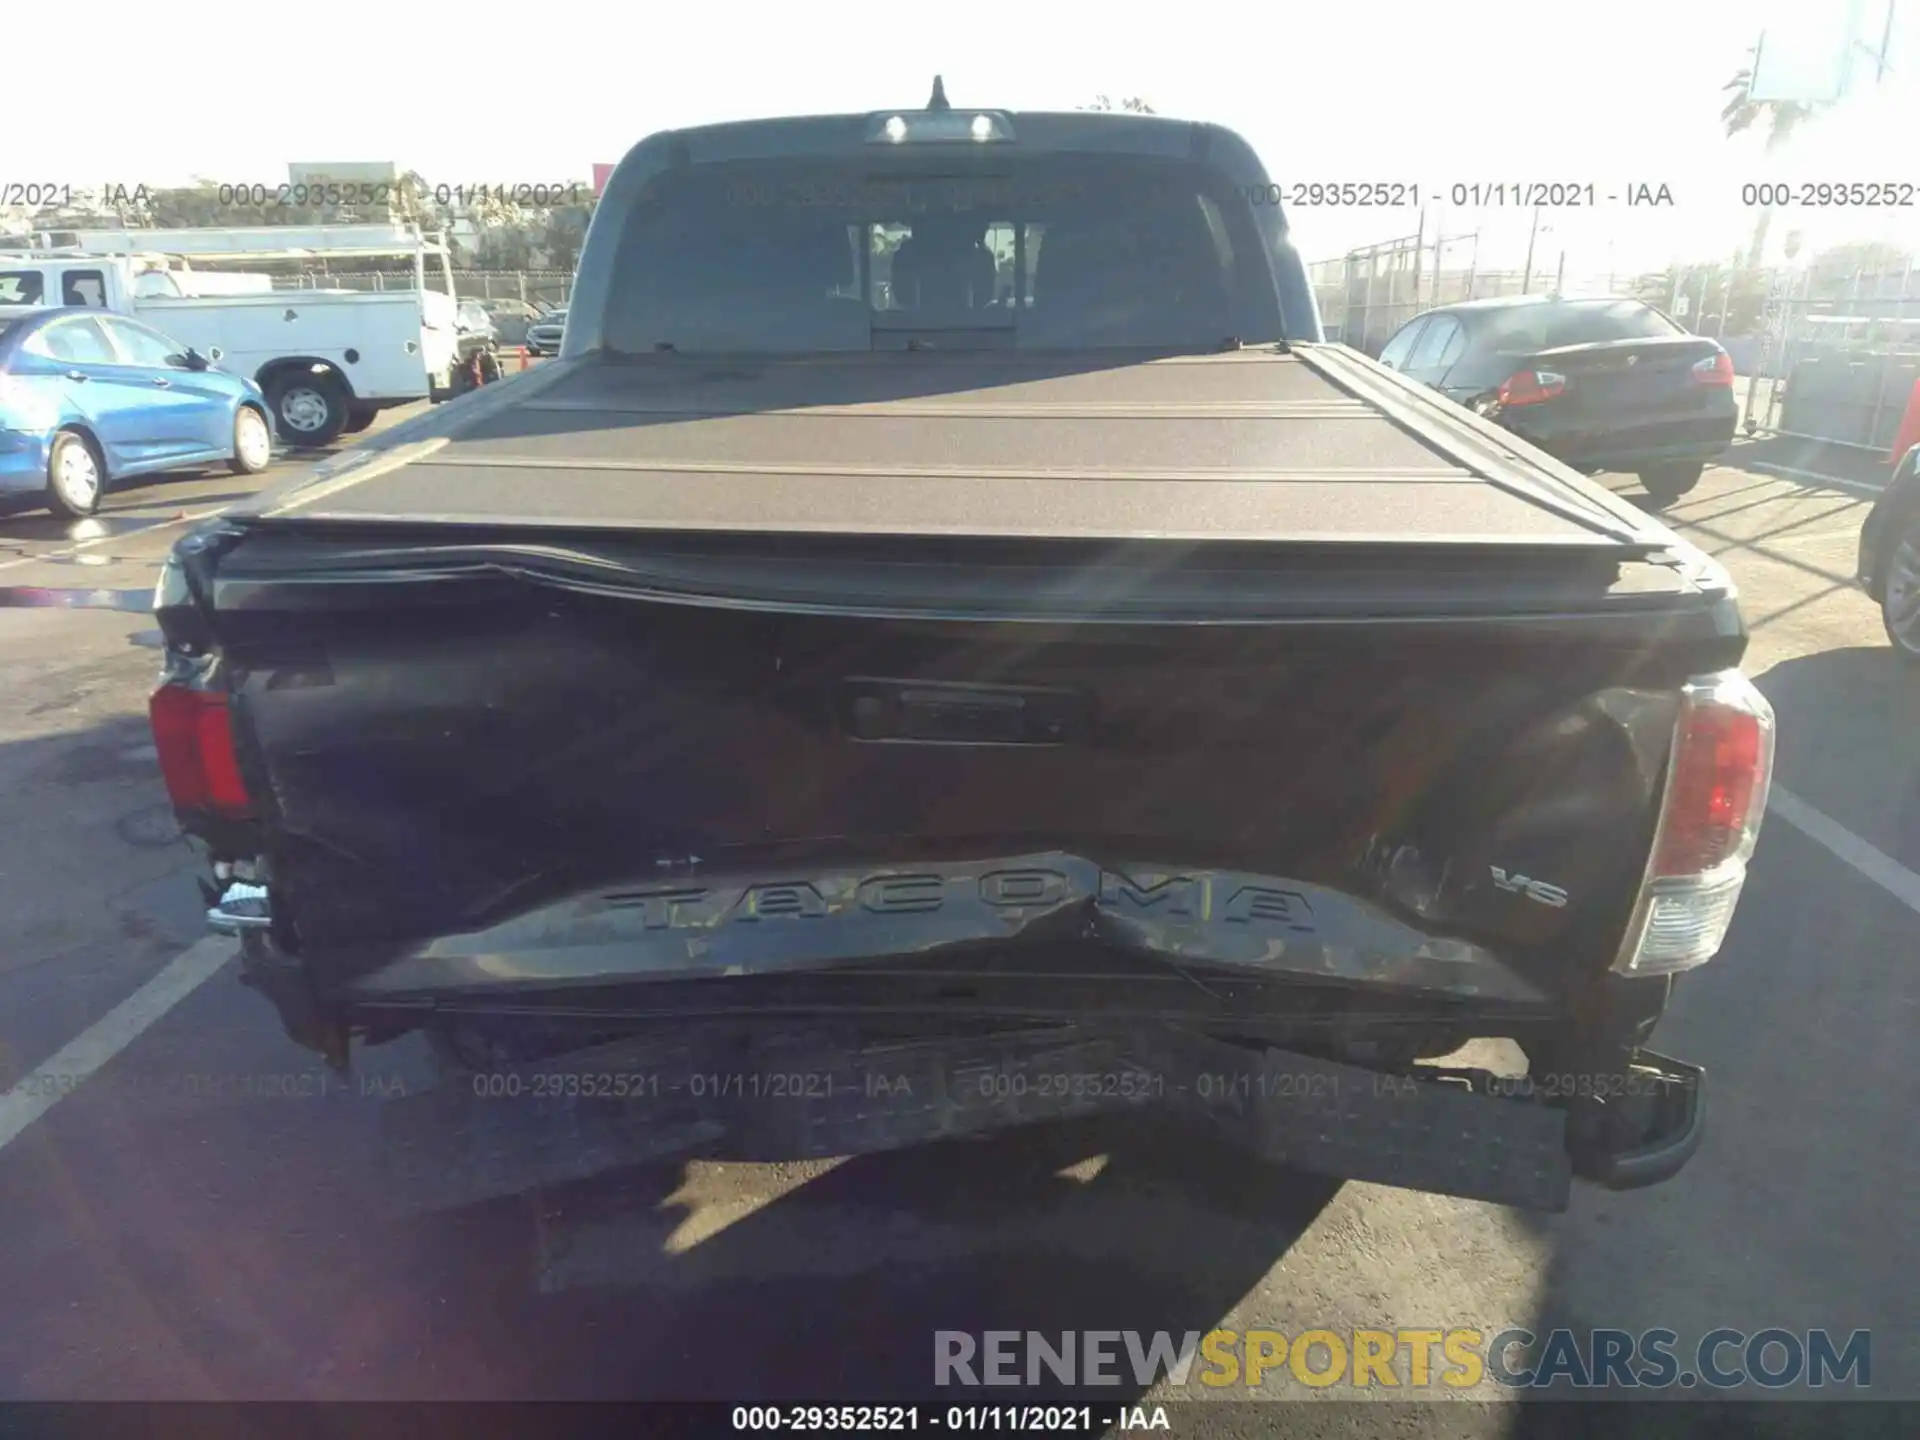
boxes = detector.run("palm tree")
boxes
[1083,95,1157,114]
[1720,51,1821,147]
[1722,46,1826,271]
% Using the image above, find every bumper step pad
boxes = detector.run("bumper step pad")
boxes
[379,1024,1585,1214]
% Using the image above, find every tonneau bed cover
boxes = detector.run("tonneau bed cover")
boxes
[240,345,1671,552]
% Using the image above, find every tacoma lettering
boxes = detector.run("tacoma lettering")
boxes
[733,882,828,920]
[859,874,947,914]
[979,869,1070,908]
[1222,885,1316,932]
[1100,873,1200,917]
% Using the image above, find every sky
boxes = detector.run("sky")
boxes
[10,0,1917,274]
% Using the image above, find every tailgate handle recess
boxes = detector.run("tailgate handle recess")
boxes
[839,678,1091,746]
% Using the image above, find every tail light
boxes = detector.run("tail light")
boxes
[1614,672,1775,975]
[1496,369,1567,406]
[1691,351,1735,386]
[149,683,252,815]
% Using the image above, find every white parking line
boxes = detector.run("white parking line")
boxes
[0,938,233,1153]
[1769,785,1920,916]
[1744,464,1889,500]
[1758,527,1871,546]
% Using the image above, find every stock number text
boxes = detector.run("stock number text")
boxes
[1239,181,1419,207]
[1742,182,1916,208]
[217,182,393,208]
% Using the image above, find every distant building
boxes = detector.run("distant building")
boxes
[289,161,400,184]
[288,162,401,222]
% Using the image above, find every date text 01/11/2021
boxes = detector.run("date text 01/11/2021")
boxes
[466,1070,917,1101]
[210,182,587,209]
[1234,182,1675,207]
[466,1070,1155,1102]
[731,1405,1169,1432]
[1,182,77,208]
[459,1068,1673,1105]
[466,1069,1322,1104]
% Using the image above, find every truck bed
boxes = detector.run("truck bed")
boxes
[238,343,1668,550]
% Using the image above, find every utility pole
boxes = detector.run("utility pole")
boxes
[1521,205,1542,292]
[1412,206,1425,310]
[1718,248,1741,336]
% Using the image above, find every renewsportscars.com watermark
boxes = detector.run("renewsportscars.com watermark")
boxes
[935,1328,1871,1391]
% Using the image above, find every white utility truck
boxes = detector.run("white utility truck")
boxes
[0,225,464,446]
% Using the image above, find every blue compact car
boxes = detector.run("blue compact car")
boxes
[0,307,274,518]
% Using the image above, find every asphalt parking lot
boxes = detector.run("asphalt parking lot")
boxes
[0,412,1914,1424]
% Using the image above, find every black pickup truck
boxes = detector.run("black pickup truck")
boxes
[148,88,1776,1215]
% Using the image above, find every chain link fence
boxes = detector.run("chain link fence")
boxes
[284,268,574,308]
[1309,231,1631,357]
[1741,262,1920,454]
[1312,229,1920,456]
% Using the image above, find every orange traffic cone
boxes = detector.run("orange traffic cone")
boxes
[517,345,529,372]
[1891,377,1920,468]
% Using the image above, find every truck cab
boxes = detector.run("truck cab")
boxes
[0,256,140,315]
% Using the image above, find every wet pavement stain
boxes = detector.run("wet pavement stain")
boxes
[25,691,91,718]
[0,512,175,545]
[47,719,169,788]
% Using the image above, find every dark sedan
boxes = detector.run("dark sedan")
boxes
[1857,442,1920,662]
[1375,295,1738,505]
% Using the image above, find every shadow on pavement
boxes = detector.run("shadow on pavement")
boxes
[0,708,208,1088]
[0,1018,1342,1402]
[1754,642,1920,766]
[1488,646,1919,1426]
[1729,436,1898,492]
[443,1116,1342,1402]
[1754,643,1920,866]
